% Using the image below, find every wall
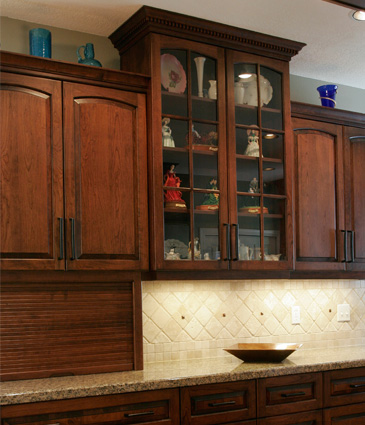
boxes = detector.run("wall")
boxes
[0,17,120,70]
[142,279,365,363]
[1,16,365,113]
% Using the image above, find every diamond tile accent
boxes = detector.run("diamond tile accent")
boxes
[142,279,365,363]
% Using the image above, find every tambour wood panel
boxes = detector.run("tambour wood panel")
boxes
[63,82,148,270]
[0,72,64,270]
[0,278,142,381]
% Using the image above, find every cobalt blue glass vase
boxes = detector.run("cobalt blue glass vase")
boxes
[317,84,338,108]
[29,28,51,58]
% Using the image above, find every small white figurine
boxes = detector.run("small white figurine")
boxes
[162,117,175,147]
[244,128,260,157]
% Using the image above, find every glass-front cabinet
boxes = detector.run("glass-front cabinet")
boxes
[226,50,292,270]
[153,41,292,271]
[156,39,228,270]
[110,6,303,272]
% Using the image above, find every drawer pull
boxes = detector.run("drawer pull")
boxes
[208,400,236,407]
[281,391,306,398]
[125,411,155,418]
[350,383,365,388]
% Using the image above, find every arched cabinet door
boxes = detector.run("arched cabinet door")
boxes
[343,126,365,271]
[63,82,148,270]
[0,73,64,270]
[292,118,345,270]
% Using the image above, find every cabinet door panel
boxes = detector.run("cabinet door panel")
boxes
[257,373,322,417]
[323,402,365,424]
[257,409,322,424]
[63,82,148,270]
[226,50,293,271]
[344,127,365,270]
[0,73,64,270]
[292,119,345,270]
[2,388,180,425]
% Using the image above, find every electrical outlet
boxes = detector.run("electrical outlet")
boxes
[292,306,301,324]
[337,304,350,322]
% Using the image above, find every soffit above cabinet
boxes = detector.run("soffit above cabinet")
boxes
[109,6,306,62]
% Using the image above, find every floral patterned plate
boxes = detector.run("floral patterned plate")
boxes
[161,54,187,93]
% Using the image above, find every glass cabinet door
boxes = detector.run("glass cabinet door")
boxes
[227,51,291,266]
[159,43,227,268]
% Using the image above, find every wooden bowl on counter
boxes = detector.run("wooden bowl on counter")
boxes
[224,343,302,362]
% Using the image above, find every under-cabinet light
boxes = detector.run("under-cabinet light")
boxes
[264,133,278,139]
[238,73,253,79]
[352,10,365,20]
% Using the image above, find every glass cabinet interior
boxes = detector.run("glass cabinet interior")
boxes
[233,61,287,263]
[161,47,224,263]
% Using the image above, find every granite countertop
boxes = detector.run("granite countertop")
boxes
[1,345,365,406]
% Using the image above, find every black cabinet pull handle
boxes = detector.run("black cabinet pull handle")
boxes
[58,217,64,260]
[350,230,355,263]
[208,400,236,407]
[223,223,230,261]
[350,383,365,388]
[281,392,306,398]
[70,218,76,260]
[124,411,155,417]
[232,223,239,261]
[341,230,347,262]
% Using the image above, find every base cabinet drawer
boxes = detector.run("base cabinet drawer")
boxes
[323,402,365,424]
[257,409,322,425]
[181,381,256,425]
[324,367,365,407]
[1,389,180,425]
[257,373,323,417]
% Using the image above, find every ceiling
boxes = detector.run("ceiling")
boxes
[1,0,365,89]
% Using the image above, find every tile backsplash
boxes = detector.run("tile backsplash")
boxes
[142,280,365,363]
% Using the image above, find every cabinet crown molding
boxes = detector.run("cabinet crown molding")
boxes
[109,6,306,61]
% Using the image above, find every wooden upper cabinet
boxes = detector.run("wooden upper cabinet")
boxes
[0,52,149,271]
[292,118,345,270]
[0,73,64,270]
[292,103,365,273]
[343,126,365,270]
[110,6,304,273]
[63,82,148,270]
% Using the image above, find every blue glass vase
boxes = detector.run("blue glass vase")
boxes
[77,43,102,67]
[29,28,51,58]
[317,84,338,108]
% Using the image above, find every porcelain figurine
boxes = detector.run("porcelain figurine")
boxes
[162,118,175,147]
[244,128,260,157]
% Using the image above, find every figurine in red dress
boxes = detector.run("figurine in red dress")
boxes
[163,164,186,208]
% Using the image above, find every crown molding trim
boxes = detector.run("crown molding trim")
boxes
[110,6,306,62]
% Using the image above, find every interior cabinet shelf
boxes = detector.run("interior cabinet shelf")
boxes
[236,154,283,163]
[238,212,283,219]
[235,103,282,114]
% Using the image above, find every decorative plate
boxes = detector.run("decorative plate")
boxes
[161,54,187,94]
[242,75,273,106]
[224,343,302,362]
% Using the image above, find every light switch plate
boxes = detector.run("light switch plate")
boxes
[337,304,350,322]
[292,306,301,324]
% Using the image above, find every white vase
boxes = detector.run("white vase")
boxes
[194,56,206,98]
[208,80,217,99]
[234,81,245,104]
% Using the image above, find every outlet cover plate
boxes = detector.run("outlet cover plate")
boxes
[337,304,350,322]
